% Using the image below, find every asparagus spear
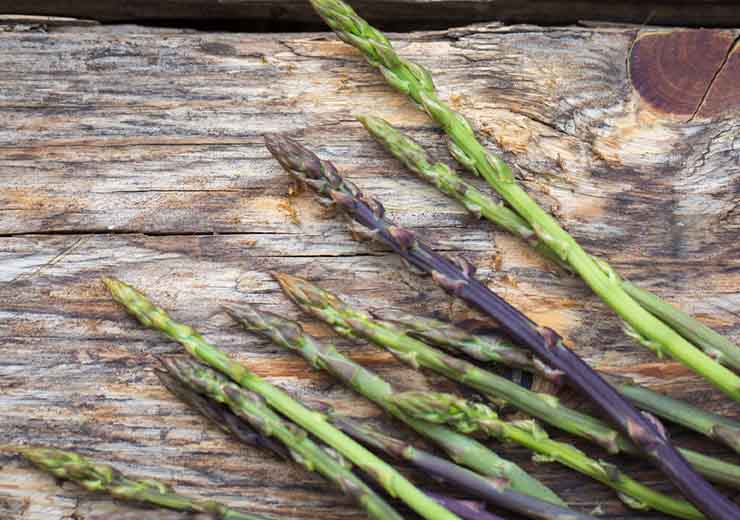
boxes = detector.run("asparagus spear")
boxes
[103,278,460,520]
[425,493,505,520]
[224,302,563,504]
[622,281,740,372]
[359,114,740,375]
[391,391,703,520]
[377,308,740,455]
[158,356,404,520]
[88,513,217,520]
[19,448,271,520]
[309,0,740,403]
[156,368,290,460]
[263,134,740,520]
[333,415,598,520]
[273,272,740,489]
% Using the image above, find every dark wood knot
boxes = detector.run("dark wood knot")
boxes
[629,29,739,118]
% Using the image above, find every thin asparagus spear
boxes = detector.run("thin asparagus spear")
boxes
[360,114,740,375]
[263,134,740,520]
[103,278,460,520]
[425,493,505,520]
[19,448,271,520]
[156,368,290,460]
[224,302,563,504]
[159,356,404,520]
[333,415,598,520]
[622,281,740,372]
[391,391,703,520]
[309,0,740,403]
[88,513,217,520]
[616,383,740,456]
[377,308,740,456]
[273,272,740,489]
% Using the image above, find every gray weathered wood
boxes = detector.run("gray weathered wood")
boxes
[1,20,739,520]
[2,1,740,27]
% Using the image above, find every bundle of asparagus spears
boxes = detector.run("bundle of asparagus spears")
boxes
[17,1,740,519]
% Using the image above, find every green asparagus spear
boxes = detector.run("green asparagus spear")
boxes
[274,273,740,489]
[103,277,461,520]
[391,391,704,520]
[159,356,404,520]
[309,0,740,401]
[20,448,271,520]
[377,307,740,455]
[224,301,564,504]
[332,415,598,520]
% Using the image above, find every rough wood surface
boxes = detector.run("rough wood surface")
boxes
[2,1,740,28]
[1,19,739,520]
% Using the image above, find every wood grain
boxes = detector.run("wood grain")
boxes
[1,20,739,520]
[2,1,740,28]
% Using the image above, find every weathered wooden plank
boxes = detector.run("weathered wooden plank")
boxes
[2,1,740,28]
[1,20,739,520]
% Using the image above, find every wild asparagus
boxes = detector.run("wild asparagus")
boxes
[274,272,740,489]
[263,134,740,520]
[333,415,598,520]
[156,368,290,460]
[622,281,740,372]
[391,391,704,520]
[377,307,740,455]
[103,277,461,520]
[224,302,563,504]
[159,356,404,520]
[425,493,505,520]
[309,0,740,403]
[360,114,740,375]
[88,513,217,520]
[20,448,271,520]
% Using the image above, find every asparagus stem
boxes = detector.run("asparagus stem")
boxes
[103,278,460,520]
[158,356,404,520]
[88,513,217,520]
[424,493,505,520]
[622,281,740,373]
[378,308,740,457]
[19,448,270,520]
[273,273,740,489]
[156,369,290,460]
[360,114,740,376]
[308,0,740,405]
[617,383,740,456]
[333,415,598,520]
[224,303,563,505]
[263,134,740,520]
[392,392,704,520]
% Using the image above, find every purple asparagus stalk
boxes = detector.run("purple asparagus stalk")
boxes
[264,132,740,520]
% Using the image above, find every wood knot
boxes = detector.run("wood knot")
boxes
[629,29,739,117]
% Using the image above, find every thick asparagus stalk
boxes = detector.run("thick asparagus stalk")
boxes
[391,391,703,520]
[425,493,505,520]
[103,278,460,520]
[19,448,271,520]
[263,134,740,520]
[158,356,404,520]
[378,308,740,456]
[224,302,563,504]
[309,0,740,403]
[156,368,290,460]
[622,281,740,372]
[274,272,740,489]
[333,415,598,520]
[360,114,740,375]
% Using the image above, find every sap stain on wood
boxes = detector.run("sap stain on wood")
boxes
[0,21,739,520]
